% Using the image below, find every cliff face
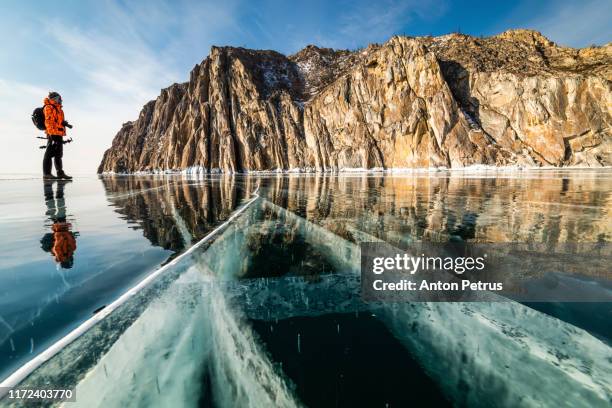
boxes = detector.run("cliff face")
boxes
[98,30,611,173]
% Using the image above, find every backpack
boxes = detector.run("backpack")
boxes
[32,107,46,130]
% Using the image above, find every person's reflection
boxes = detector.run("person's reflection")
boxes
[41,180,77,269]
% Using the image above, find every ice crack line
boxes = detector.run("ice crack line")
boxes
[0,184,260,395]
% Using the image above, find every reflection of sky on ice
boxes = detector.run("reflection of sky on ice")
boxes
[0,176,248,381]
[1,171,611,407]
[0,180,169,363]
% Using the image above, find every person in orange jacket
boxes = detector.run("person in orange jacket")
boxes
[43,91,73,180]
[41,180,78,269]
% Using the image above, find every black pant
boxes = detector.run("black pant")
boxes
[43,136,63,175]
[44,178,66,221]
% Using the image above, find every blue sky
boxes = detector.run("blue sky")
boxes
[1,0,610,174]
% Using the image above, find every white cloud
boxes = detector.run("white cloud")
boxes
[330,0,447,49]
[0,77,142,175]
[0,80,51,175]
[0,19,176,175]
[525,0,611,47]
[0,0,241,174]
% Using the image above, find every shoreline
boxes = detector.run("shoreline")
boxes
[98,164,612,177]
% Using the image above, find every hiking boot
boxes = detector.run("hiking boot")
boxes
[57,172,73,180]
[43,174,58,180]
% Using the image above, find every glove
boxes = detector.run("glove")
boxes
[62,120,73,129]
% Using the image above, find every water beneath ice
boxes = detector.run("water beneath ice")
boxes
[0,170,611,407]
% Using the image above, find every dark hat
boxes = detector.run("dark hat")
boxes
[48,91,62,104]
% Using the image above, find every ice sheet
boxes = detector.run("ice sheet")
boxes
[2,195,610,408]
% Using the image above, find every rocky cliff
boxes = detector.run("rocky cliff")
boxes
[98,30,611,173]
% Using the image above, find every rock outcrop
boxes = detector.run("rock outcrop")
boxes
[98,30,611,173]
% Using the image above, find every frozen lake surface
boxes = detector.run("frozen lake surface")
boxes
[0,171,610,407]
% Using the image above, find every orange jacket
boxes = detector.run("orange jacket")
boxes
[43,97,66,136]
[51,223,76,263]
